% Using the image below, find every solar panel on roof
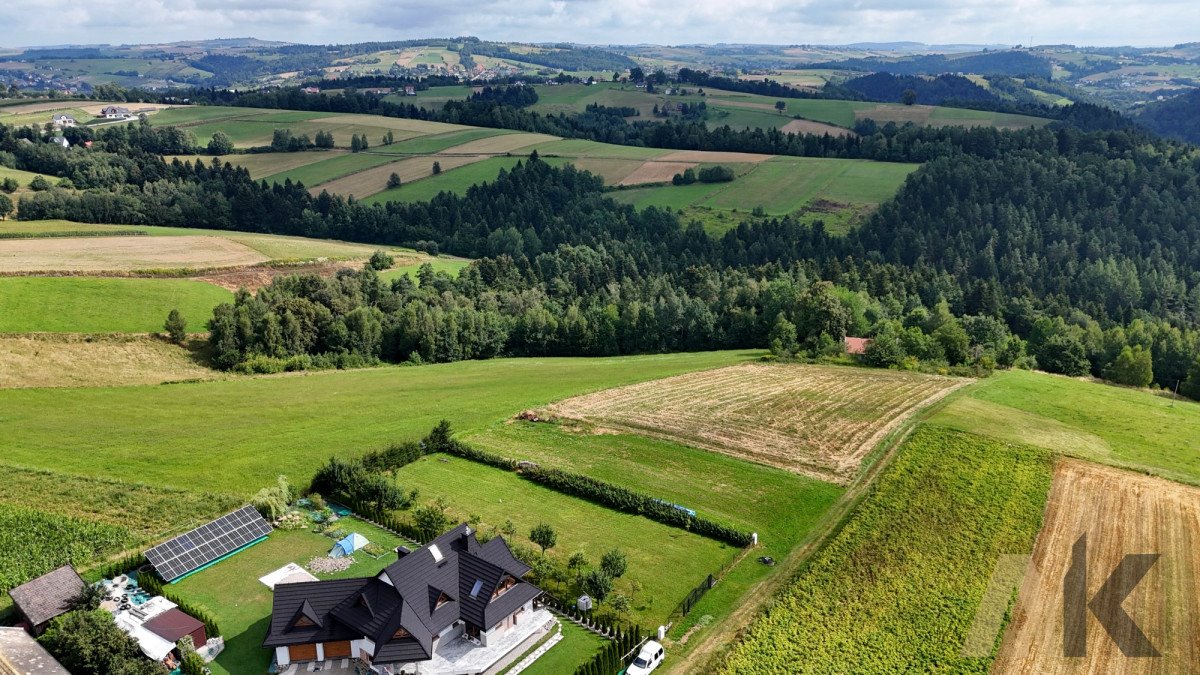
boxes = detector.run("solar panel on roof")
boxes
[145,505,272,582]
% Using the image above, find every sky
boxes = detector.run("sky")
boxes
[2,0,1197,48]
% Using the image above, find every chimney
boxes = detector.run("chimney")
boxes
[395,545,411,560]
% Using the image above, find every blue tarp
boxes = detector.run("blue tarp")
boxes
[330,532,369,558]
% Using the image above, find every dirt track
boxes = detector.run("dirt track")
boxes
[994,459,1200,673]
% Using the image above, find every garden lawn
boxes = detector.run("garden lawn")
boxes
[930,369,1200,485]
[466,423,843,647]
[719,426,1053,673]
[0,277,232,333]
[391,454,739,627]
[170,518,408,675]
[517,622,606,675]
[0,351,757,495]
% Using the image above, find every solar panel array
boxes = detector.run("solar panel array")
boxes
[145,505,272,581]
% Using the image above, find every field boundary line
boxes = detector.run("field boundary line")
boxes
[665,374,979,674]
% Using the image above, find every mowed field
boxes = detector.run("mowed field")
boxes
[0,221,458,332]
[719,427,1053,673]
[0,351,756,495]
[0,276,232,333]
[545,363,966,483]
[0,235,267,272]
[930,369,1200,485]
[609,156,919,234]
[0,335,217,388]
[995,459,1200,674]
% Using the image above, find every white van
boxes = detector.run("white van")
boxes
[626,640,665,674]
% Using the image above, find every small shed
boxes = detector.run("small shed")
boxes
[329,532,369,558]
[7,566,86,635]
[143,608,207,649]
[844,336,872,356]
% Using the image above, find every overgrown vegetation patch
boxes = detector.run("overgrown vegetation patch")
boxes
[720,426,1053,673]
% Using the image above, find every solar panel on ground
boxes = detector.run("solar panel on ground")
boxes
[145,505,273,582]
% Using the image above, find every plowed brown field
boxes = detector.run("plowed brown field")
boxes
[545,363,966,483]
[994,459,1200,674]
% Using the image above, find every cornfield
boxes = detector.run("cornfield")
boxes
[0,504,132,593]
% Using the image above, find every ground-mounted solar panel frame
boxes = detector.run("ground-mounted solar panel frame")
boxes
[145,504,273,582]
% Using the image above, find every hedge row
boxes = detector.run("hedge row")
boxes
[0,230,145,239]
[424,421,753,548]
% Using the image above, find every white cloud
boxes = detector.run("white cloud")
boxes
[0,0,1195,48]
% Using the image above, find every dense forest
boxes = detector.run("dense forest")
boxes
[1137,89,1200,143]
[841,73,994,105]
[810,50,1054,79]
[4,113,1200,394]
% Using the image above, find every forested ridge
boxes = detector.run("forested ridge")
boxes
[3,98,1200,394]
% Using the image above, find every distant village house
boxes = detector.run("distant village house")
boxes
[52,114,76,128]
[100,105,132,119]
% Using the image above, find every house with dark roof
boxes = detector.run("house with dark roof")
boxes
[100,105,132,119]
[264,524,545,673]
[143,608,206,650]
[7,566,86,635]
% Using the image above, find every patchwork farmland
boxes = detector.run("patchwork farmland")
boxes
[995,459,1200,674]
[545,363,967,483]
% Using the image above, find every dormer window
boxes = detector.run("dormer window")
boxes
[492,575,517,599]
[435,591,451,610]
[355,593,373,617]
[292,615,315,628]
[393,627,411,639]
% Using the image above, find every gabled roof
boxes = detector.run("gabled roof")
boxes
[7,566,85,627]
[142,608,204,643]
[264,524,541,662]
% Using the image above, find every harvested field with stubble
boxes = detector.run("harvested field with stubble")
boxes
[616,160,697,186]
[0,335,217,389]
[781,118,855,137]
[0,235,267,272]
[655,149,774,163]
[994,459,1200,674]
[545,363,967,483]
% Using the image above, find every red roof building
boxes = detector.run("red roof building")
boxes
[844,336,871,355]
[143,608,207,649]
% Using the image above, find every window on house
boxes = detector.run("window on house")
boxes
[435,591,451,610]
[293,616,315,628]
[393,627,411,640]
[492,575,517,599]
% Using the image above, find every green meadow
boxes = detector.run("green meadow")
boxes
[0,277,232,333]
[363,156,526,204]
[0,351,757,495]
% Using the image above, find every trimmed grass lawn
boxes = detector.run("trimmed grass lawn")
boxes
[0,351,757,495]
[0,277,232,333]
[392,455,739,627]
[171,518,409,675]
[518,622,606,675]
[363,156,525,204]
[466,423,843,647]
[930,369,1200,484]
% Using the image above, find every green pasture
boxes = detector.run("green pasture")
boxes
[363,156,525,204]
[0,277,232,333]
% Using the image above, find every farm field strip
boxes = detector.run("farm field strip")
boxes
[0,351,756,495]
[312,153,488,197]
[0,235,268,272]
[718,426,1054,673]
[0,335,218,388]
[995,459,1200,673]
[0,276,233,333]
[166,151,346,180]
[546,363,967,483]
[616,160,697,185]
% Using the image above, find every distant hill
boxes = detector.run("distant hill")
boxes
[842,73,995,105]
[812,50,1052,79]
[1137,90,1200,143]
